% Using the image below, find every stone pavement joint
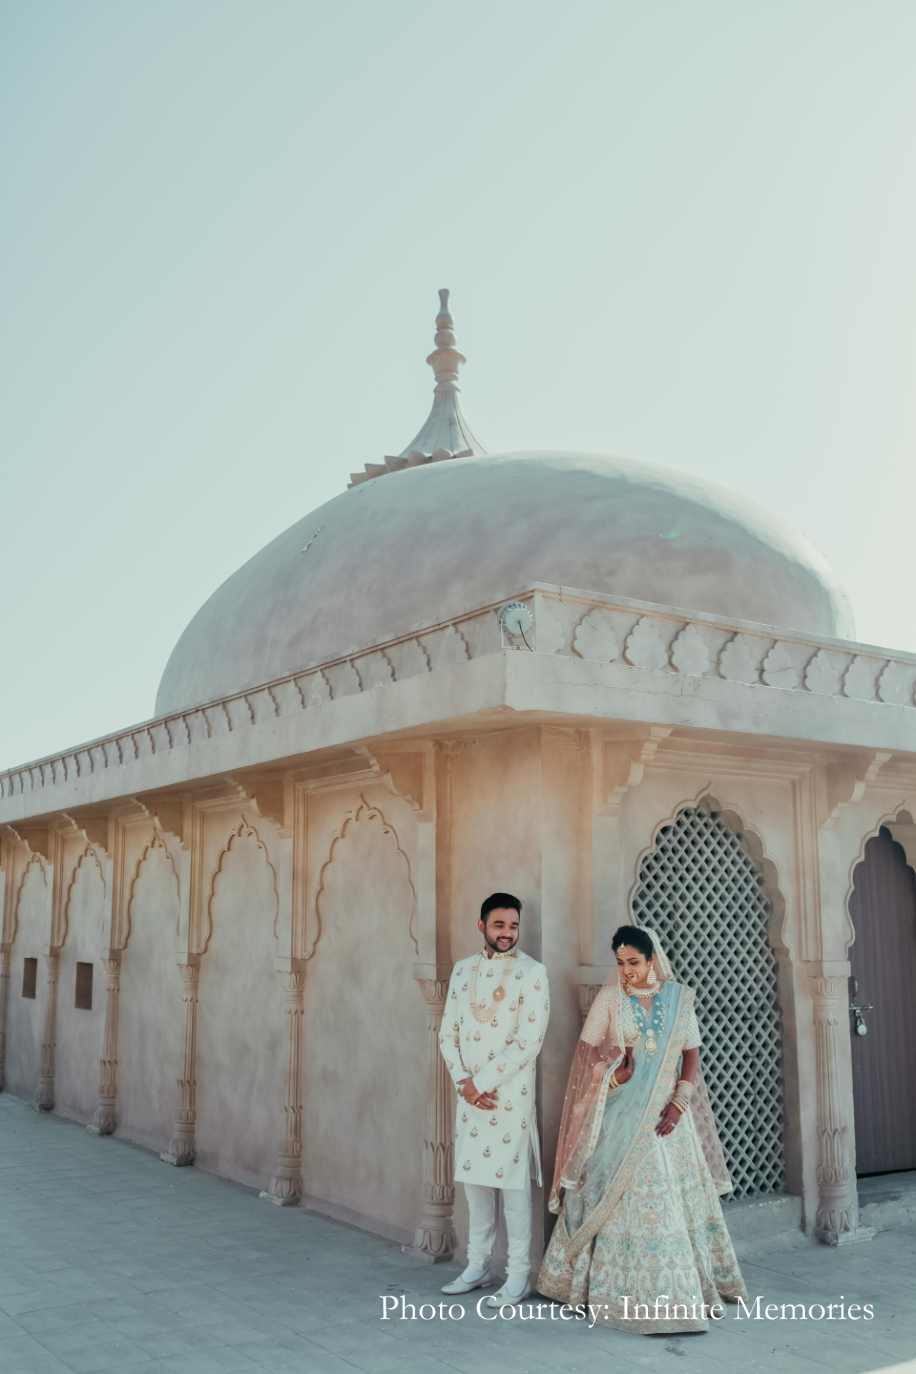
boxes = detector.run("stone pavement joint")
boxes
[0,1095,914,1374]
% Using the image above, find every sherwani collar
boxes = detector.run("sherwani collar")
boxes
[480,947,519,963]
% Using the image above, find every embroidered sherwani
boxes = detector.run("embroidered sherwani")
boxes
[439,948,550,1190]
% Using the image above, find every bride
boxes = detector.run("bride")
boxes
[537,924,748,1334]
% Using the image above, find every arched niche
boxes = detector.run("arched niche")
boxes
[845,815,916,1176]
[629,793,788,1199]
[194,818,284,1187]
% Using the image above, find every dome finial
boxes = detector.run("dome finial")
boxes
[348,289,489,487]
[427,287,464,390]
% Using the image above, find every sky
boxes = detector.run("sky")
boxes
[2,1,915,769]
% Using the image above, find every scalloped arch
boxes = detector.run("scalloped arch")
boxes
[843,799,916,955]
[313,795,417,960]
[123,830,180,952]
[626,785,790,958]
[62,844,106,950]
[12,852,48,947]
[201,817,279,955]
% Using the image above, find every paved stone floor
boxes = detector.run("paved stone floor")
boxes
[1,1095,915,1374]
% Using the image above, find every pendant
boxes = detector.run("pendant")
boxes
[493,986,505,1002]
[645,1036,657,1055]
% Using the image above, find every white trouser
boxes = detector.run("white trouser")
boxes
[464,1170,532,1278]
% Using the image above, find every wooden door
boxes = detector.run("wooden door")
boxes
[848,828,916,1175]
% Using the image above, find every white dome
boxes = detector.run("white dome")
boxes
[155,447,854,715]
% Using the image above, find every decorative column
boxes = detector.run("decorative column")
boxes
[0,947,10,1091]
[161,960,200,1165]
[577,971,613,1026]
[413,975,457,1259]
[36,950,60,1111]
[809,971,872,1245]
[262,966,306,1205]
[88,957,121,1135]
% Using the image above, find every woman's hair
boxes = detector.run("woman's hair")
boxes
[611,925,655,960]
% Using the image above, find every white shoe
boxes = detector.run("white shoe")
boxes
[441,1267,493,1295]
[486,1280,532,1307]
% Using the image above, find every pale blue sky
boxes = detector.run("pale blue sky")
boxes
[2,1,915,769]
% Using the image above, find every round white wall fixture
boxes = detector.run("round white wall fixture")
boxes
[496,601,533,643]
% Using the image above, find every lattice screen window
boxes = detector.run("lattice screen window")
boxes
[632,805,785,1198]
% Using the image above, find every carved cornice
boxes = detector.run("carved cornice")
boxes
[4,583,916,817]
[820,751,893,831]
[592,726,673,818]
[58,813,111,856]
[5,825,52,861]
[288,746,385,796]
[151,798,189,847]
[375,744,435,822]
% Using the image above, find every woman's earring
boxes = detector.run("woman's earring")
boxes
[646,965,658,987]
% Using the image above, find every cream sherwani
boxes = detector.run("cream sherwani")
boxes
[439,947,550,1190]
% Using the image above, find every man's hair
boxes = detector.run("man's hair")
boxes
[480,892,522,924]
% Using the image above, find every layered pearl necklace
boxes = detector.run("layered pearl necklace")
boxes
[626,978,666,1055]
[626,980,657,999]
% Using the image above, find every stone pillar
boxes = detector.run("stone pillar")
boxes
[161,960,200,1166]
[88,956,121,1135]
[577,970,613,1026]
[808,970,872,1245]
[0,947,10,1091]
[36,950,59,1111]
[262,966,306,1205]
[413,974,457,1259]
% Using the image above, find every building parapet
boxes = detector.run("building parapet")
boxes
[3,583,916,804]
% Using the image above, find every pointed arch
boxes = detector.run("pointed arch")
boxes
[123,830,181,951]
[313,795,418,959]
[627,785,789,956]
[202,817,279,955]
[12,852,48,948]
[61,845,106,949]
[629,790,786,1198]
[844,801,916,955]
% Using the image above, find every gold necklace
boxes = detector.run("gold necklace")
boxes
[468,951,516,1023]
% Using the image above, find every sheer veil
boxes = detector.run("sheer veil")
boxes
[548,925,732,1212]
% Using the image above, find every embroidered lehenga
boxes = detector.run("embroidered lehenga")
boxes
[537,930,747,1334]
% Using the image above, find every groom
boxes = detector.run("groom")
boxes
[438,893,550,1307]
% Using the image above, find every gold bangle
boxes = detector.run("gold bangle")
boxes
[608,1073,620,1091]
[671,1098,689,1115]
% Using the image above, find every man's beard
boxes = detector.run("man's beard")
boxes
[484,927,519,954]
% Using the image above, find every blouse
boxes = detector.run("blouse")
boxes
[581,982,702,1050]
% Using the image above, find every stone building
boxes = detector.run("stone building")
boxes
[1,291,915,1264]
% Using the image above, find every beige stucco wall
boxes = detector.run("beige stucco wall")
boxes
[302,784,426,1237]
[445,727,588,1259]
[116,833,183,1152]
[54,848,106,1123]
[4,855,49,1098]
[194,819,285,1189]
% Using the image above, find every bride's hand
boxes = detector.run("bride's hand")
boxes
[655,1103,681,1137]
[614,1047,635,1084]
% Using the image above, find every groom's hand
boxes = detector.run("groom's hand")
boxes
[458,1077,497,1110]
